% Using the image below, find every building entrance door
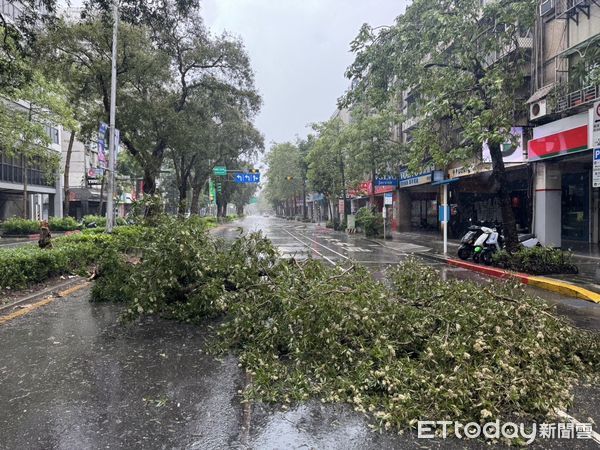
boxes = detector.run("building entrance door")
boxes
[561,172,589,241]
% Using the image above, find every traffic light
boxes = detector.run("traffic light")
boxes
[286,176,294,180]
[217,182,222,193]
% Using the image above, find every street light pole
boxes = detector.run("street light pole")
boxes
[106,0,119,233]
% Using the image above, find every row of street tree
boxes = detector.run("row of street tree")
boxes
[1,0,262,218]
[265,0,566,249]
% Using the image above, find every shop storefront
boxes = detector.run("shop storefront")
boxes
[396,167,439,232]
[529,110,598,246]
[445,128,531,238]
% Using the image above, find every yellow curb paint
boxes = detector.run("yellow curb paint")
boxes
[527,276,600,303]
[0,282,89,325]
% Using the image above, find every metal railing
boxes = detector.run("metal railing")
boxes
[555,0,589,17]
[1,0,24,22]
[556,84,600,112]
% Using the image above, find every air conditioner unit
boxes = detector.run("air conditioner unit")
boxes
[530,99,548,120]
[540,0,554,16]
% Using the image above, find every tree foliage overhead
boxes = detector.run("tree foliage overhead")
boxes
[307,118,347,200]
[264,142,304,210]
[42,1,262,203]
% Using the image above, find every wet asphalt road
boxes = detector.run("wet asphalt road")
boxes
[1,215,599,449]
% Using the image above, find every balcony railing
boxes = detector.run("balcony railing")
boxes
[1,0,24,22]
[556,85,600,112]
[555,0,590,19]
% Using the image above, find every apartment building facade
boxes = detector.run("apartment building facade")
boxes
[0,0,63,221]
[528,0,600,246]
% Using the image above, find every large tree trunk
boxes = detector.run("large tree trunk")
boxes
[340,155,348,222]
[143,168,157,196]
[190,185,201,215]
[488,141,518,251]
[302,180,307,220]
[370,161,376,207]
[177,177,188,217]
[63,131,76,217]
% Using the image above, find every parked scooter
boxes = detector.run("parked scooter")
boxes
[457,225,486,260]
[472,226,494,264]
[480,226,504,265]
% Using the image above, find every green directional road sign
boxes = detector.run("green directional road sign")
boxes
[213,166,227,176]
[249,196,258,204]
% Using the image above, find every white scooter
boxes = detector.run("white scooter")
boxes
[472,226,493,264]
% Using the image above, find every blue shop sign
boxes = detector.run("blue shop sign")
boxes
[399,168,433,187]
[374,177,398,187]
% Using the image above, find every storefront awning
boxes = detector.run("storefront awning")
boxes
[430,178,460,186]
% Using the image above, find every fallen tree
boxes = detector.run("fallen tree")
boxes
[89,218,599,439]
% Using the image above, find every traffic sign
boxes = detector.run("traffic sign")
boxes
[384,192,393,205]
[593,101,600,148]
[439,205,449,223]
[593,148,600,188]
[213,166,227,176]
[234,173,260,183]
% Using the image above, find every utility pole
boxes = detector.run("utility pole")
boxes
[106,0,118,233]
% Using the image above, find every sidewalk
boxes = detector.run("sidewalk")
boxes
[370,230,600,302]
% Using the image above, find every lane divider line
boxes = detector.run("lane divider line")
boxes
[282,229,337,266]
[0,282,89,325]
[293,230,350,260]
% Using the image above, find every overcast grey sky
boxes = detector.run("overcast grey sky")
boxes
[201,1,406,146]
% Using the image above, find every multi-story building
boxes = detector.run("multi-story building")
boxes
[0,0,63,221]
[60,130,108,219]
[528,0,600,246]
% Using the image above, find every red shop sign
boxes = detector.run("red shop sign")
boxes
[527,125,588,161]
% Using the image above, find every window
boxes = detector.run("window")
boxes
[45,126,60,145]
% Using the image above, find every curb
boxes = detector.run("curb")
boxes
[366,237,600,304]
[448,259,600,304]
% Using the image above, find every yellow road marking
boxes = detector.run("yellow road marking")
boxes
[0,282,89,325]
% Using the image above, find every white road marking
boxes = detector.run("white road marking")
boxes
[556,410,600,444]
[293,231,350,260]
[282,229,337,266]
